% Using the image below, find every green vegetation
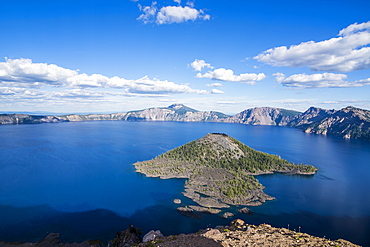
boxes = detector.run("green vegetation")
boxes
[158,134,316,174]
[134,133,317,207]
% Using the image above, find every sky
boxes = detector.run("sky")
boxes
[1,0,370,114]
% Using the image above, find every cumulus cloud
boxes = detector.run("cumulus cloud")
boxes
[137,1,210,25]
[255,21,370,72]
[197,68,266,84]
[211,89,224,94]
[0,58,206,95]
[0,58,77,87]
[275,72,370,88]
[190,59,214,71]
[157,6,209,24]
[206,82,222,87]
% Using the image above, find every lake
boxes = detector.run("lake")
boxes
[0,121,369,246]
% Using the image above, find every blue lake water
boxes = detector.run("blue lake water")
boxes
[0,121,369,245]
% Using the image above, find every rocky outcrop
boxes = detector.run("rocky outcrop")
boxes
[223,107,300,126]
[142,230,163,243]
[109,225,142,247]
[238,207,252,215]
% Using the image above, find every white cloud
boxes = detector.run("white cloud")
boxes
[275,72,370,88]
[186,1,194,7]
[157,6,209,24]
[217,101,237,104]
[190,59,213,71]
[211,89,224,94]
[137,2,210,25]
[0,87,43,98]
[111,75,208,94]
[0,58,206,95]
[196,68,266,84]
[206,82,222,87]
[66,73,109,87]
[339,21,370,36]
[255,21,370,72]
[137,2,158,24]
[0,58,77,87]
[52,89,106,99]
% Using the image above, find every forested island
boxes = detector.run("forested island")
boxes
[134,133,317,209]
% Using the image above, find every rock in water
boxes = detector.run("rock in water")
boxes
[221,212,235,219]
[173,199,181,204]
[143,230,164,242]
[109,225,142,247]
[177,207,203,219]
[238,207,252,215]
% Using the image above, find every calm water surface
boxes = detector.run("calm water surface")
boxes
[0,121,369,245]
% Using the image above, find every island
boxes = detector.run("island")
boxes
[134,133,317,209]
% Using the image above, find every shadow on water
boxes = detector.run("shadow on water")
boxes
[0,205,130,243]
[1,204,369,246]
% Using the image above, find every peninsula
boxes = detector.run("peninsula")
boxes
[134,133,317,208]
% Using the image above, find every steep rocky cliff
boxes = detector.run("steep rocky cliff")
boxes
[288,106,370,140]
[223,107,300,126]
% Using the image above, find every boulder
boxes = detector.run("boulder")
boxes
[143,230,163,243]
[230,219,245,229]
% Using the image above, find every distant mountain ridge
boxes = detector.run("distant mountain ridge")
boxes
[222,107,301,126]
[1,104,369,140]
[122,104,229,122]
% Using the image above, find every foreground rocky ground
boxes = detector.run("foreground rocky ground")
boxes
[148,221,360,247]
[0,219,360,247]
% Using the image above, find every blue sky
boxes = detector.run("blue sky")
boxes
[1,0,370,114]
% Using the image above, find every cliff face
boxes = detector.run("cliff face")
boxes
[288,106,370,140]
[222,106,370,140]
[59,113,127,122]
[0,114,68,125]
[223,107,300,126]
[122,104,230,122]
